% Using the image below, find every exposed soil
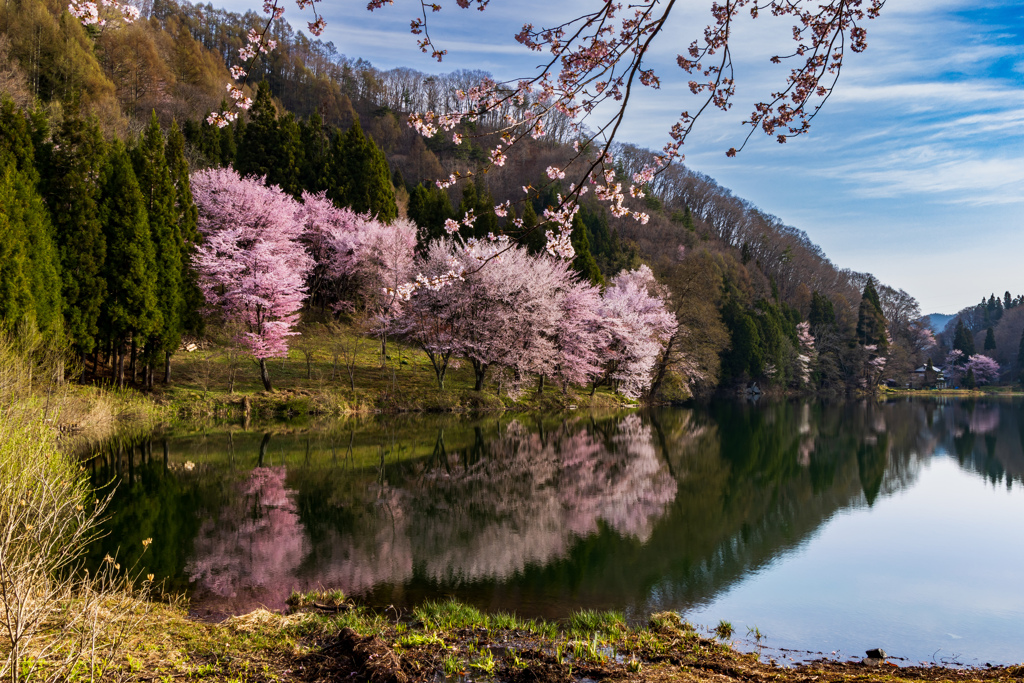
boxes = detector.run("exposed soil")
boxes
[290,617,1024,683]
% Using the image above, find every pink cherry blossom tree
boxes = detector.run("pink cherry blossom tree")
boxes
[964,354,1001,386]
[298,191,418,365]
[552,280,607,391]
[597,265,678,399]
[794,321,816,386]
[191,168,312,391]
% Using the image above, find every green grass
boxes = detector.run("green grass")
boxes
[568,609,625,637]
[163,321,624,417]
[413,599,489,631]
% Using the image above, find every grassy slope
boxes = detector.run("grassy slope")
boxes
[162,323,628,419]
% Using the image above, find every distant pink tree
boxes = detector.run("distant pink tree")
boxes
[794,321,816,386]
[965,354,1001,385]
[597,266,678,398]
[298,191,417,364]
[296,191,364,306]
[552,280,607,389]
[394,239,469,390]
[192,168,312,391]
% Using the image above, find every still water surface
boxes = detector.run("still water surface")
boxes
[88,399,1024,666]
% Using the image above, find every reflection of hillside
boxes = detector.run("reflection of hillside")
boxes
[86,398,1024,618]
[292,415,677,593]
[930,399,1024,484]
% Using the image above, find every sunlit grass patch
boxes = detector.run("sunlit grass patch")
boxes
[414,598,488,630]
[568,608,625,638]
[287,588,348,609]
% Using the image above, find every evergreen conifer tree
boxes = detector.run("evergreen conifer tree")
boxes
[808,291,836,331]
[133,112,182,385]
[44,104,107,359]
[167,120,204,345]
[1017,327,1024,385]
[236,82,279,181]
[325,119,396,221]
[984,326,996,352]
[408,182,453,246]
[99,141,159,387]
[682,205,695,232]
[299,111,328,192]
[0,98,62,336]
[520,199,544,253]
[456,176,498,239]
[952,319,975,358]
[0,166,35,327]
[275,113,304,197]
[856,277,888,353]
[570,213,603,285]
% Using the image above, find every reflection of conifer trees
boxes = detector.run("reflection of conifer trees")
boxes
[85,400,1024,617]
[857,433,888,506]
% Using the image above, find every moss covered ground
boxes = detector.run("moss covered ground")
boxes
[91,595,1024,683]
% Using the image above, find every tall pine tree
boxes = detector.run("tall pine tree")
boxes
[325,118,396,221]
[133,112,182,386]
[952,318,975,359]
[43,104,107,359]
[984,326,996,352]
[1018,327,1024,385]
[99,141,159,387]
[856,277,888,354]
[569,213,603,285]
[0,98,62,336]
[167,120,204,347]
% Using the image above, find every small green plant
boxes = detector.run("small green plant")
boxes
[443,654,464,676]
[715,619,734,641]
[627,658,643,673]
[469,649,496,675]
[747,625,765,644]
[507,649,527,670]
[397,632,446,649]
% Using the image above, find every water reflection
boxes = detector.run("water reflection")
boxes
[88,398,1024,621]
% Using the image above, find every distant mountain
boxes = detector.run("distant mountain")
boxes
[925,313,954,333]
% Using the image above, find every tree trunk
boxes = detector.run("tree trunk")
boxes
[258,432,271,466]
[164,351,172,383]
[259,357,273,391]
[537,374,545,394]
[116,347,125,388]
[472,359,487,391]
[130,339,137,384]
[648,333,676,401]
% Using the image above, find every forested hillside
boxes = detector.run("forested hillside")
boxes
[0,0,958,399]
[937,293,1024,385]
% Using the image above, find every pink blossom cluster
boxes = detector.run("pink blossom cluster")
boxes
[794,321,816,385]
[398,241,676,398]
[67,0,139,26]
[191,168,312,360]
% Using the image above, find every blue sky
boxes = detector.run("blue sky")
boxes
[227,0,1024,314]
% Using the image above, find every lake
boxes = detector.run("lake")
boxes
[87,398,1024,666]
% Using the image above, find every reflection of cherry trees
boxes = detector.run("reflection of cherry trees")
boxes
[180,415,677,608]
[305,415,676,590]
[185,467,307,613]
